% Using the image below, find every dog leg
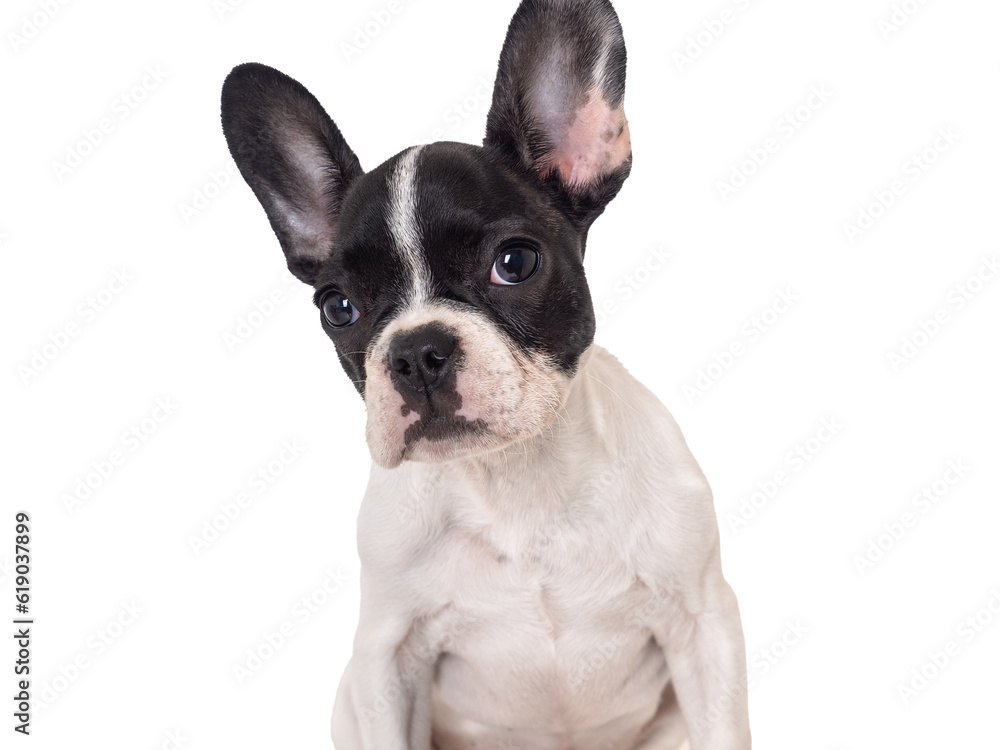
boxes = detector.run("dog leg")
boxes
[329,583,439,750]
[652,574,751,750]
[630,683,690,750]
[331,659,362,750]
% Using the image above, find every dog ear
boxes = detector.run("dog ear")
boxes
[220,63,364,285]
[484,0,631,225]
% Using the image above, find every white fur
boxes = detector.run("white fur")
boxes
[389,146,431,307]
[333,345,751,750]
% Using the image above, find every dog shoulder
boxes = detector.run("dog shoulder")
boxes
[585,345,710,490]
[586,346,724,591]
[354,462,450,577]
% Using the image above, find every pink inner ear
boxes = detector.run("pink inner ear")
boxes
[541,91,631,190]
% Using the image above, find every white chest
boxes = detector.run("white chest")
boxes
[402,476,671,742]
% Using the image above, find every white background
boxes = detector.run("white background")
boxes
[2,0,999,748]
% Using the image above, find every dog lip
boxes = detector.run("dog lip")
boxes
[403,415,488,445]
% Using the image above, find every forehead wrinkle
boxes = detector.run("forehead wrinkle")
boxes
[388,145,430,308]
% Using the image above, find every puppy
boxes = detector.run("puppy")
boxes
[220,1,751,748]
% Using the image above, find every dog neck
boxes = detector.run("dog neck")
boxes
[434,345,624,519]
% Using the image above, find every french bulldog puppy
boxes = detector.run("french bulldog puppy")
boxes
[221,1,751,748]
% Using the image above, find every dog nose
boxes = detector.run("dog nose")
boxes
[387,324,459,394]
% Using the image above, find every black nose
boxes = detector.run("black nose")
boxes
[387,324,459,394]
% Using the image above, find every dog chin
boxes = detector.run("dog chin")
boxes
[366,413,547,469]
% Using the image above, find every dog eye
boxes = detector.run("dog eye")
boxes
[321,290,360,327]
[491,245,540,285]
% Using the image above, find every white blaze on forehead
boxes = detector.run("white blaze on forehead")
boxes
[388,145,431,306]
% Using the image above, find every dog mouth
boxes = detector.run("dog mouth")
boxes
[402,412,488,446]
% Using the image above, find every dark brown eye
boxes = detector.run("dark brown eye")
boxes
[491,245,540,285]
[321,291,359,327]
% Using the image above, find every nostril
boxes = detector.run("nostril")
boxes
[424,350,447,371]
[393,357,412,376]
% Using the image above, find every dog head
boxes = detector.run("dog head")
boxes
[220,0,631,468]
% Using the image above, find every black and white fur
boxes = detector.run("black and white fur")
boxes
[221,1,751,748]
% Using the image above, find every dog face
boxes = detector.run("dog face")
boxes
[221,0,631,468]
